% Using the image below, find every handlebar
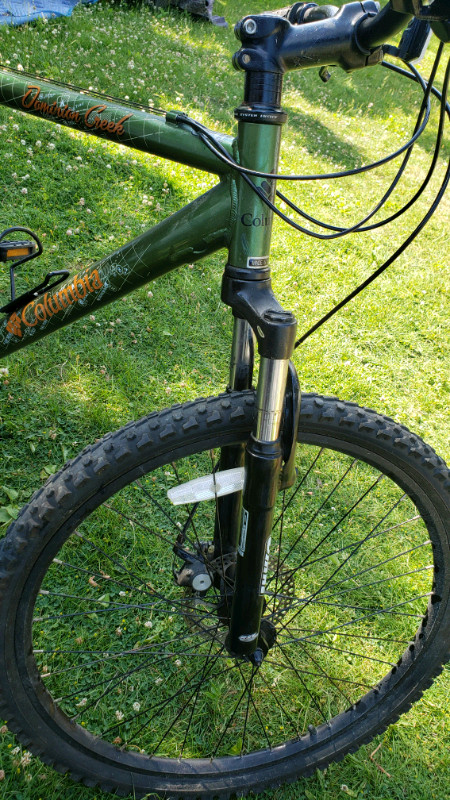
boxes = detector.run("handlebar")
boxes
[233,0,449,79]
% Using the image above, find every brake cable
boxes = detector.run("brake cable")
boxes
[275,45,445,237]
[180,58,432,184]
[179,57,437,241]
[294,56,450,346]
[177,51,449,345]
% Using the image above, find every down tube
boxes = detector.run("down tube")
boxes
[0,180,232,358]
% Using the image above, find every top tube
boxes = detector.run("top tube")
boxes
[0,67,235,176]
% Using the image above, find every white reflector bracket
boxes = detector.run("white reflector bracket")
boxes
[167,467,245,505]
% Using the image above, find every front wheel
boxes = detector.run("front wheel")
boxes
[0,392,449,798]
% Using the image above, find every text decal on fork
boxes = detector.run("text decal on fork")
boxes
[259,536,272,596]
[238,508,249,556]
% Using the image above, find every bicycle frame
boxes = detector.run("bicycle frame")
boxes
[0,0,427,662]
[0,58,294,660]
[0,68,239,355]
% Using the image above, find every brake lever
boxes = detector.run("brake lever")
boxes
[385,16,432,62]
[390,0,450,43]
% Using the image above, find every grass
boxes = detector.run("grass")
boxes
[0,0,449,798]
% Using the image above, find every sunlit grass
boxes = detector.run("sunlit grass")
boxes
[0,0,448,797]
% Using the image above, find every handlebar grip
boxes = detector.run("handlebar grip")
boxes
[357,3,413,49]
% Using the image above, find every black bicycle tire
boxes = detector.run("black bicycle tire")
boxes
[0,391,448,799]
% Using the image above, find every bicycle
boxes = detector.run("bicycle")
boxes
[0,1,449,797]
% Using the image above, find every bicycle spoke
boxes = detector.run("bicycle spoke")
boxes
[272,489,286,616]
[179,633,218,757]
[235,661,272,751]
[270,457,361,581]
[103,647,230,740]
[64,631,224,711]
[35,618,224,673]
[71,530,200,614]
[273,474,388,602]
[255,666,299,735]
[240,665,256,755]
[50,557,159,598]
[282,627,409,644]
[271,448,324,532]
[284,513,419,574]
[128,647,232,753]
[103,501,179,550]
[278,643,329,724]
[133,479,194,545]
[301,644,353,706]
[264,657,373,690]
[276,495,420,634]
[292,638,395,667]
[146,646,227,756]
[319,561,433,600]
[279,592,431,645]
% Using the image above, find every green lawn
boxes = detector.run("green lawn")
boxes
[0,1,449,798]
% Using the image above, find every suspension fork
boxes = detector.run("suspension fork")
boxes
[215,73,299,658]
[221,276,297,660]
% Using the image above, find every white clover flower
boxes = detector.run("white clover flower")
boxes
[144,620,152,629]
[132,701,141,712]
[76,697,88,707]
[115,710,124,721]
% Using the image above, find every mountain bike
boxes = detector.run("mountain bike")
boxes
[0,1,449,797]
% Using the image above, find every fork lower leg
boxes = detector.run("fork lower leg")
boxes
[227,356,290,658]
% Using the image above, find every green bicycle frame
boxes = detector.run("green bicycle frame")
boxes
[0,0,412,358]
[0,67,262,356]
[0,1,417,661]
